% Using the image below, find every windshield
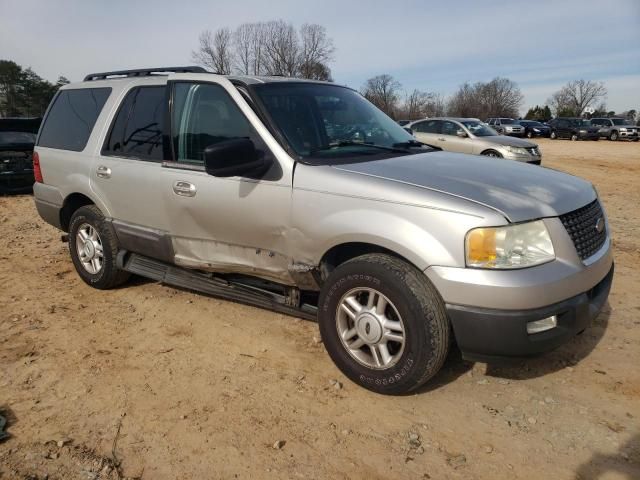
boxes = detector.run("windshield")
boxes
[252,83,420,163]
[460,120,498,137]
[0,131,36,145]
[611,118,630,126]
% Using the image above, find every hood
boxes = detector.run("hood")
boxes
[334,152,595,223]
[476,135,537,147]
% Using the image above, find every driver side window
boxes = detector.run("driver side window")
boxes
[171,82,256,165]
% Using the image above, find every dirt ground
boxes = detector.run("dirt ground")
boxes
[1,138,639,480]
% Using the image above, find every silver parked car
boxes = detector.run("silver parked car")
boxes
[407,117,542,164]
[33,67,612,395]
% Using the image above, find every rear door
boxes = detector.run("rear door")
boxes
[92,82,172,237]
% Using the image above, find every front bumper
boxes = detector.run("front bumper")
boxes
[446,264,613,361]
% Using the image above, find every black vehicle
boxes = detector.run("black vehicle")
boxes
[517,120,550,139]
[0,118,41,193]
[547,117,599,141]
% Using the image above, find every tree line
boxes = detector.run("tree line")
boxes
[2,19,639,126]
[191,20,334,80]
[0,60,69,117]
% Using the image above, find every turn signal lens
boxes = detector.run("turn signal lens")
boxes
[466,228,497,264]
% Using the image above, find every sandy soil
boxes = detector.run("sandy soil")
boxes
[1,138,639,480]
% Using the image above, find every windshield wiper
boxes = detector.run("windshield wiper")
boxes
[393,140,441,151]
[311,140,410,154]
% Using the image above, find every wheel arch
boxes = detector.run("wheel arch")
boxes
[60,192,104,232]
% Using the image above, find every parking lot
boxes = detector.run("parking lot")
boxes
[1,138,639,479]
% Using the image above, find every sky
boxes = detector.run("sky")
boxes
[1,0,639,114]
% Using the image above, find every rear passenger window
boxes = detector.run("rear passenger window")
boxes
[103,86,166,161]
[171,82,256,165]
[38,88,111,151]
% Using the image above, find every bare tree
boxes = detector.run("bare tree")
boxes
[298,24,335,80]
[479,77,523,118]
[262,20,299,76]
[361,74,402,118]
[548,79,607,116]
[191,28,234,74]
[447,77,523,119]
[400,89,445,119]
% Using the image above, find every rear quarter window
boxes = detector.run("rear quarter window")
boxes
[37,88,111,151]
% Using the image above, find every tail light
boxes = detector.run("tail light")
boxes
[33,151,43,183]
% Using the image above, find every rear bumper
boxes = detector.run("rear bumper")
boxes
[447,264,613,361]
[0,172,34,194]
[33,182,63,229]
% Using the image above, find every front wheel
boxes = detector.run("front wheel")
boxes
[550,131,557,139]
[526,131,533,138]
[481,150,503,158]
[571,133,579,141]
[609,131,619,141]
[69,205,130,289]
[318,254,450,395]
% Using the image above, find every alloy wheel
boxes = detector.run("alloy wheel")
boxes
[335,287,405,370]
[75,223,104,274]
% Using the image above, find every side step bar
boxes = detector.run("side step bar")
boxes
[117,252,318,321]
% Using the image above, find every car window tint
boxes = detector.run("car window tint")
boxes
[172,82,256,165]
[441,121,459,136]
[104,86,166,161]
[38,88,111,151]
[413,120,438,133]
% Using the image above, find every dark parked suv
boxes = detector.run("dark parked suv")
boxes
[0,117,41,193]
[548,118,599,141]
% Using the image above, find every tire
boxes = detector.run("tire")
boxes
[571,133,579,141]
[318,253,450,395]
[481,150,503,158]
[68,205,130,289]
[526,131,533,139]
[550,131,557,139]
[609,131,618,141]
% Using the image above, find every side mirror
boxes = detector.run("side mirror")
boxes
[204,138,270,177]
[456,129,468,138]
[404,127,413,135]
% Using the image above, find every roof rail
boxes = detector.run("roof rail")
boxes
[83,66,208,81]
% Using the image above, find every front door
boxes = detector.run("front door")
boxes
[438,120,474,154]
[160,79,294,284]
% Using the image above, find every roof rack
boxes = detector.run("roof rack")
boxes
[84,66,208,81]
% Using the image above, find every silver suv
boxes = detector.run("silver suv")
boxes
[486,117,525,136]
[407,117,542,164]
[33,67,613,395]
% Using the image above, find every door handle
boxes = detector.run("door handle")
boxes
[173,181,197,197]
[96,165,111,179]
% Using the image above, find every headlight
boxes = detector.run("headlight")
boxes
[579,129,587,133]
[506,146,529,155]
[533,128,540,132]
[465,220,555,269]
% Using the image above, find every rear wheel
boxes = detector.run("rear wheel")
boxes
[318,253,450,395]
[69,205,130,289]
[609,131,618,141]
